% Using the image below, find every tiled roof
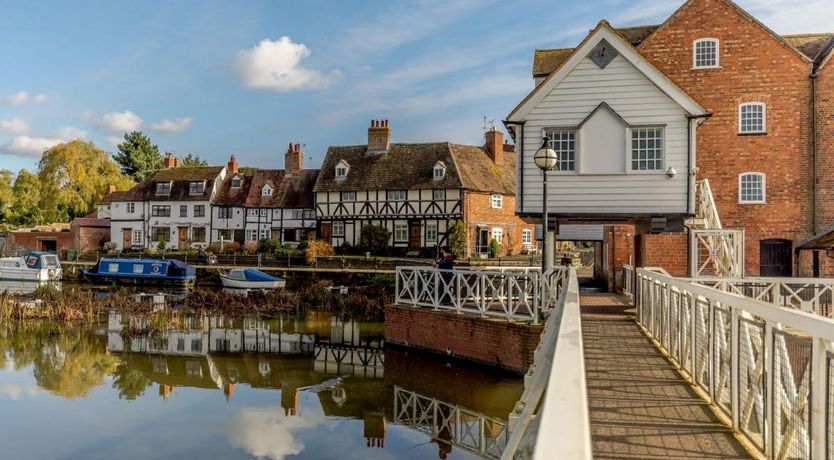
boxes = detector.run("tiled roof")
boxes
[213,169,319,208]
[783,33,834,62]
[98,190,132,204]
[615,25,660,46]
[72,217,110,227]
[314,142,515,195]
[115,166,224,202]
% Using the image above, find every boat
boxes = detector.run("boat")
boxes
[82,258,196,286]
[0,252,62,281]
[219,268,285,290]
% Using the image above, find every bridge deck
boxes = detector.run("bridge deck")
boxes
[580,293,754,459]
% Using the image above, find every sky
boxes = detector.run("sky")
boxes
[0,0,832,173]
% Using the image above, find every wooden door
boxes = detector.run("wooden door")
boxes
[409,223,421,250]
[760,239,792,277]
[320,223,332,242]
[122,229,132,249]
[178,227,188,249]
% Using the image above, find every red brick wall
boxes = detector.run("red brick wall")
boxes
[462,192,535,257]
[599,225,634,291]
[638,0,814,276]
[640,233,689,277]
[8,231,73,255]
[816,62,834,231]
[384,304,543,375]
[797,250,834,278]
[71,224,110,252]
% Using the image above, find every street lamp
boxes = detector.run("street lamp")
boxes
[534,137,558,272]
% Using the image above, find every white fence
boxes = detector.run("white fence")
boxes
[635,267,834,459]
[693,277,834,319]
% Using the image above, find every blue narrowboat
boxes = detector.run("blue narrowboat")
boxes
[82,258,197,285]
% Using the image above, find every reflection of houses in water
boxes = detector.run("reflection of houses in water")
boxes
[393,386,508,460]
[364,413,387,448]
[313,316,385,378]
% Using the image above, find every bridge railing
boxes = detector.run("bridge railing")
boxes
[635,267,834,459]
[691,276,834,318]
[502,266,592,460]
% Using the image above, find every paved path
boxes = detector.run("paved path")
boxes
[580,293,754,459]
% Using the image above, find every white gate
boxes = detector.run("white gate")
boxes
[689,229,744,277]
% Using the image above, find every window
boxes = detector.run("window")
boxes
[292,209,303,219]
[108,263,120,273]
[126,203,135,214]
[217,229,233,241]
[155,182,171,195]
[189,181,205,195]
[545,129,576,171]
[218,207,232,219]
[258,228,269,240]
[180,205,188,217]
[260,209,267,217]
[332,221,345,237]
[335,160,349,180]
[522,229,532,245]
[303,210,315,219]
[491,194,503,209]
[262,185,273,197]
[246,229,258,241]
[394,223,408,242]
[426,222,438,242]
[283,228,299,242]
[631,127,664,171]
[739,172,766,204]
[433,163,446,180]
[193,205,205,217]
[248,209,259,217]
[132,230,142,244]
[191,340,202,353]
[152,227,170,242]
[693,38,719,68]
[341,191,356,201]
[388,190,406,201]
[231,175,242,188]
[491,228,503,243]
[151,205,171,217]
[432,189,446,200]
[739,103,766,134]
[132,264,144,274]
[192,227,206,242]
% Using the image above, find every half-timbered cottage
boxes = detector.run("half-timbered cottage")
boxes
[314,120,533,256]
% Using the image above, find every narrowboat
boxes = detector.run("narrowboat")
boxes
[0,251,62,281]
[219,268,285,290]
[82,258,197,285]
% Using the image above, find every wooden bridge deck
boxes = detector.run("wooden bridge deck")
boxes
[579,293,755,459]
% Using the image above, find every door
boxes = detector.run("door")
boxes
[476,229,489,255]
[320,223,332,242]
[122,229,132,249]
[178,227,189,249]
[409,223,421,250]
[760,239,792,276]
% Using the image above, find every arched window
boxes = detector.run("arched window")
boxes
[738,172,766,204]
[739,102,766,134]
[693,38,719,68]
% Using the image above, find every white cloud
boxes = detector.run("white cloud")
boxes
[33,94,49,104]
[0,135,64,157]
[227,407,325,460]
[738,0,834,34]
[235,37,340,92]
[0,117,30,134]
[150,117,194,133]
[2,91,29,106]
[54,126,87,140]
[97,110,143,133]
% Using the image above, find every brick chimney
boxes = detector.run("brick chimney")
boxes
[285,143,303,175]
[484,127,504,163]
[227,155,239,175]
[107,184,116,194]
[163,152,178,168]
[367,119,390,153]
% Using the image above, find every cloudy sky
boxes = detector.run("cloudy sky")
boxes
[0,0,831,173]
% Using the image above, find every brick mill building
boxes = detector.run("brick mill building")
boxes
[508,0,834,283]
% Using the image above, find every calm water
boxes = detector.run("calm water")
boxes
[0,310,522,460]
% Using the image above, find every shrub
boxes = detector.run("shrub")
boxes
[305,240,335,264]
[207,241,241,254]
[359,224,391,254]
[448,221,467,259]
[157,240,167,251]
[488,238,501,258]
[242,241,259,254]
[143,246,159,256]
[274,243,299,258]
[258,238,281,254]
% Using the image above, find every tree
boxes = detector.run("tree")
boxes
[38,140,134,221]
[359,224,391,254]
[9,169,43,226]
[448,221,467,259]
[114,131,162,181]
[0,170,13,224]
[180,153,208,167]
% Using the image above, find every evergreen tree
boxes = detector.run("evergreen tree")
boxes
[113,131,162,181]
[179,153,208,167]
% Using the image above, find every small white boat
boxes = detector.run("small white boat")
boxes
[219,268,285,290]
[0,252,62,282]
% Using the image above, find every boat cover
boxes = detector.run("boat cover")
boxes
[231,268,282,282]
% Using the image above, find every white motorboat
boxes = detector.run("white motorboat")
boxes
[219,268,285,290]
[0,252,62,282]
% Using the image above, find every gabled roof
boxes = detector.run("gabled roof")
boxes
[783,34,834,62]
[509,21,707,121]
[98,190,132,204]
[213,169,319,209]
[314,142,516,195]
[110,166,224,202]
[577,102,629,128]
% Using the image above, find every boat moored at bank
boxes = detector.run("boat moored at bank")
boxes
[82,258,197,286]
[220,268,285,290]
[0,252,62,282]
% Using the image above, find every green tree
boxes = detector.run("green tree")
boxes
[359,224,391,254]
[38,140,134,221]
[179,153,208,167]
[448,221,467,259]
[114,131,162,181]
[9,169,43,226]
[0,169,13,224]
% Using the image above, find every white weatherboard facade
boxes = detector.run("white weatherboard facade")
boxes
[508,24,706,218]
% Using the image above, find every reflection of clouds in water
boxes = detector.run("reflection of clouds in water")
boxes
[0,382,42,400]
[227,407,325,460]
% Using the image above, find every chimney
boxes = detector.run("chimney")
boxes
[227,155,239,175]
[484,127,504,163]
[107,184,116,194]
[285,143,303,175]
[367,119,390,153]
[163,153,178,168]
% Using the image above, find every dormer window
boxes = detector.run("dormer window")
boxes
[262,184,273,197]
[739,102,766,134]
[231,175,242,188]
[189,181,206,195]
[433,161,446,181]
[693,38,719,69]
[155,181,172,196]
[335,160,350,180]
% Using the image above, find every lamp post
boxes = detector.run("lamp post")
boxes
[534,137,558,272]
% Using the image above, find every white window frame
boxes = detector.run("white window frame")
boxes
[693,38,719,69]
[189,181,206,195]
[522,229,532,245]
[738,102,766,134]
[332,221,345,237]
[544,128,577,172]
[259,228,270,240]
[132,230,142,244]
[426,222,438,242]
[491,228,503,243]
[335,161,349,180]
[246,229,259,241]
[155,181,172,196]
[262,185,273,197]
[341,191,356,202]
[491,194,503,209]
[433,164,446,180]
[394,222,408,242]
[738,172,766,204]
[231,175,242,188]
[432,189,446,200]
[126,203,135,214]
[388,190,406,201]
[630,126,665,172]
[248,209,259,217]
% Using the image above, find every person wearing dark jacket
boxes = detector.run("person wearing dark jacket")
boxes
[436,248,455,270]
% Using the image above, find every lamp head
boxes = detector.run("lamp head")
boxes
[534,137,558,171]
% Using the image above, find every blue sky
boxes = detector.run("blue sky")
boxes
[0,0,831,173]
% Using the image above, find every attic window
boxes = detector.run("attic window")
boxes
[433,162,446,180]
[189,181,205,195]
[262,184,273,197]
[335,160,349,180]
[693,38,719,69]
[155,181,171,195]
[231,176,242,188]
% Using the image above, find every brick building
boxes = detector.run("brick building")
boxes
[512,0,834,280]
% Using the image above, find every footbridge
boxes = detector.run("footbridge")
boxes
[393,264,834,459]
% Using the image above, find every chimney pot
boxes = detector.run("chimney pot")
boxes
[367,118,391,153]
[285,142,303,175]
[227,155,239,174]
[163,153,178,168]
[484,128,504,164]
[107,184,116,194]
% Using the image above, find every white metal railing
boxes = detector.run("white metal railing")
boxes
[502,267,592,460]
[692,276,834,319]
[635,267,834,459]
[394,266,566,324]
[622,264,635,297]
[691,179,745,277]
[697,179,722,230]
